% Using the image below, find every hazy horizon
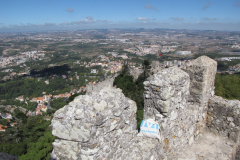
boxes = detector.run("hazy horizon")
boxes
[1,0,240,32]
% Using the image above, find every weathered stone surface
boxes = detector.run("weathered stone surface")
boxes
[86,76,115,93]
[51,56,240,160]
[207,95,240,142]
[51,87,138,159]
[174,131,234,160]
[129,67,143,82]
[143,66,199,157]
[185,56,217,105]
[51,140,79,160]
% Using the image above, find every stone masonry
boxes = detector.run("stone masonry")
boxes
[51,56,240,160]
[51,87,138,159]
[207,96,240,142]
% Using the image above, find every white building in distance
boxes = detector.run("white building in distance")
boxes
[175,51,191,55]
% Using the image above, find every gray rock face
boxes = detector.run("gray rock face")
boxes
[51,87,138,159]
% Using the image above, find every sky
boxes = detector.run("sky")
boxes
[1,0,240,32]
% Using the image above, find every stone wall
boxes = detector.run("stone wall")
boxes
[86,77,115,93]
[186,56,217,106]
[207,95,240,142]
[142,67,208,156]
[185,56,217,138]
[143,67,193,149]
[151,60,164,74]
[129,68,143,81]
[142,56,217,156]
[51,87,138,159]
[207,96,240,159]
[51,56,238,160]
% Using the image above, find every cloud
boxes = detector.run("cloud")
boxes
[59,16,112,26]
[99,20,112,24]
[170,17,183,21]
[202,2,211,10]
[234,1,240,7]
[202,17,216,20]
[59,21,69,25]
[137,17,149,20]
[8,23,56,28]
[42,23,56,26]
[69,16,97,25]
[144,4,160,12]
[66,7,74,13]
[197,21,204,24]
[86,16,93,20]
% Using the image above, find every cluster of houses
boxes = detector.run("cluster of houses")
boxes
[20,51,45,59]
[229,64,240,72]
[217,57,240,61]
[78,54,126,75]
[163,59,195,69]
[231,44,240,49]
[0,113,17,132]
[0,51,45,69]
[15,86,87,116]
[124,45,160,56]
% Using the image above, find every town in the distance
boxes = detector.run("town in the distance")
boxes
[0,29,240,132]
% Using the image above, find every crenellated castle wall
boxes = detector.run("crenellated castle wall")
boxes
[51,56,240,160]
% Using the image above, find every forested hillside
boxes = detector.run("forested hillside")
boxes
[215,73,240,100]
[0,115,55,160]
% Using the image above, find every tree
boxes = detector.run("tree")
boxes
[121,60,130,76]
[113,59,151,130]
[18,131,55,160]
[107,71,111,76]
[15,112,27,123]
[215,74,240,100]
[0,119,8,126]
[50,98,67,110]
